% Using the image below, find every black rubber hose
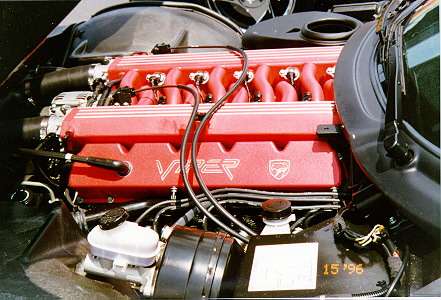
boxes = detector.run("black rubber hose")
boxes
[153,203,195,233]
[351,246,409,298]
[290,209,318,232]
[0,117,46,146]
[352,287,388,298]
[174,83,249,242]
[173,201,211,227]
[289,216,306,232]
[303,209,332,228]
[385,245,410,297]
[134,84,249,242]
[201,199,262,231]
[171,45,256,237]
[36,65,92,98]
[135,200,182,224]
[174,199,262,228]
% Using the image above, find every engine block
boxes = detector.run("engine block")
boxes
[61,47,343,203]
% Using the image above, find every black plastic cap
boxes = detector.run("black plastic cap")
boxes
[261,198,291,220]
[99,207,129,230]
[112,87,135,105]
[152,43,172,55]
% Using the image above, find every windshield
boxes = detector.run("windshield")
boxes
[401,0,440,147]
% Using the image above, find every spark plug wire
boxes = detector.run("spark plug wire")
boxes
[168,45,256,237]
[134,84,250,242]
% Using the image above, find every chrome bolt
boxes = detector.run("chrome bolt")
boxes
[189,71,209,85]
[326,66,336,78]
[279,67,300,85]
[146,72,166,86]
[233,70,254,83]
[170,186,178,200]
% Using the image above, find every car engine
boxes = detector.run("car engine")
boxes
[40,47,342,202]
[0,0,439,299]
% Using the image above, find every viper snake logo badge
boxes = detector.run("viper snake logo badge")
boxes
[269,159,291,180]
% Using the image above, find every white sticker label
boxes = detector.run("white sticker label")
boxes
[248,242,318,292]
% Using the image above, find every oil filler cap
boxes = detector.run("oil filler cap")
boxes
[262,198,291,220]
[99,207,129,230]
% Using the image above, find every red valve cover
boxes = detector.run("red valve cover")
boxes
[61,47,343,203]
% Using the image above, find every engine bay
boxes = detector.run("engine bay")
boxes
[0,0,439,298]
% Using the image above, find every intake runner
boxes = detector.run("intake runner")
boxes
[58,47,343,203]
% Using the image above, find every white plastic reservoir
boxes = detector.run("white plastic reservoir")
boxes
[87,221,160,267]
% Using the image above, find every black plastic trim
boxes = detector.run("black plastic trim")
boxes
[335,22,440,237]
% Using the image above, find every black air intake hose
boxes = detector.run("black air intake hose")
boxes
[0,117,47,147]
[35,65,93,99]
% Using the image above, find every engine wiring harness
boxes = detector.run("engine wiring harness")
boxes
[333,209,409,297]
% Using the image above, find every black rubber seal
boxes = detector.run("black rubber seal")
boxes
[302,18,360,41]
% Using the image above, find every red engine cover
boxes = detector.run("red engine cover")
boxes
[61,47,343,203]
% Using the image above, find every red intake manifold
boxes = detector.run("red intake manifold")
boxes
[61,47,343,203]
